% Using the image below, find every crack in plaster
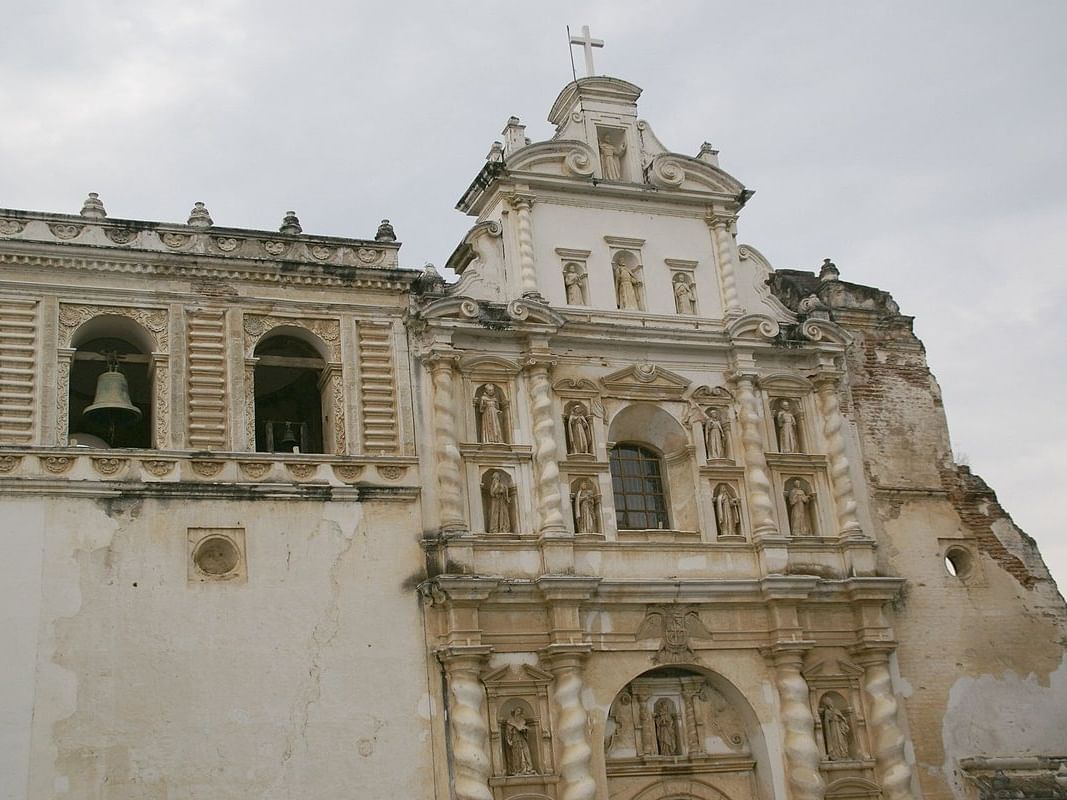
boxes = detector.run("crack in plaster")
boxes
[272,519,357,794]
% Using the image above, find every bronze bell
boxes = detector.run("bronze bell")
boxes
[278,421,300,453]
[84,365,142,425]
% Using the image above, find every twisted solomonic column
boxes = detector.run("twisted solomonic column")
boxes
[439,647,493,800]
[855,648,916,800]
[525,357,566,535]
[814,374,863,538]
[709,216,742,317]
[508,194,541,299]
[545,648,596,800]
[772,648,825,800]
[429,355,466,533]
[728,371,779,537]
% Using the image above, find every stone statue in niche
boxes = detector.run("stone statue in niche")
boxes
[775,400,799,453]
[503,707,536,775]
[673,274,697,315]
[614,258,641,310]
[600,138,626,180]
[477,384,506,444]
[714,485,741,537]
[704,409,727,460]
[574,480,600,534]
[820,699,852,760]
[786,479,814,536]
[653,698,678,755]
[566,403,593,455]
[486,472,514,533]
[564,264,586,305]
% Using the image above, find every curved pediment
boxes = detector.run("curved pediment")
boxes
[505,140,597,178]
[415,296,565,329]
[600,362,691,400]
[727,314,781,342]
[646,152,745,196]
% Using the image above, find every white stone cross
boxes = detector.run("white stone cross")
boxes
[569,25,604,77]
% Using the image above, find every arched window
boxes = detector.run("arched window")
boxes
[609,443,669,530]
[68,318,153,449]
[253,334,325,453]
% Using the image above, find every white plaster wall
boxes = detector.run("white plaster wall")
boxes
[6,493,433,800]
[0,500,46,800]
[530,203,723,317]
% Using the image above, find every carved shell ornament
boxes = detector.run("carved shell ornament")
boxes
[215,237,239,252]
[49,223,83,240]
[263,240,287,256]
[190,460,224,478]
[40,455,75,474]
[310,245,334,261]
[239,462,272,480]
[0,219,26,235]
[142,459,175,477]
[333,464,364,482]
[105,228,137,244]
[356,247,383,264]
[0,454,23,472]
[161,232,188,249]
[92,457,127,476]
[286,463,317,479]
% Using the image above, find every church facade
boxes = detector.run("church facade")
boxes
[2,73,1066,800]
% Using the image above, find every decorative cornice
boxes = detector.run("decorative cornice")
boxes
[0,251,414,292]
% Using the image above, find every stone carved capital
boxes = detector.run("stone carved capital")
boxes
[505,192,536,212]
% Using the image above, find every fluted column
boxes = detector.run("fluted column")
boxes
[855,647,916,800]
[544,647,596,800]
[771,648,825,800]
[525,356,566,535]
[729,371,779,536]
[709,216,742,317]
[429,354,466,533]
[439,647,493,800]
[813,374,863,538]
[508,194,541,300]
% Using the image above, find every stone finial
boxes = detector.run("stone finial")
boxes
[279,211,302,235]
[696,142,720,167]
[501,117,528,157]
[375,219,397,242]
[819,258,840,282]
[486,141,504,164]
[187,202,213,227]
[80,192,107,219]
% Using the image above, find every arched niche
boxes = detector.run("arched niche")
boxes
[67,315,156,449]
[604,665,771,800]
[252,331,327,454]
[607,404,696,532]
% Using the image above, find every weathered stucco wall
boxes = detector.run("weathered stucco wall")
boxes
[2,491,433,800]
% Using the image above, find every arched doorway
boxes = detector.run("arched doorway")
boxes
[603,666,769,800]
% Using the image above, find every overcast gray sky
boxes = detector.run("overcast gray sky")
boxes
[2,1,1064,588]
